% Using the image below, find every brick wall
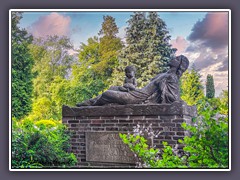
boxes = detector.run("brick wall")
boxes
[62,101,197,168]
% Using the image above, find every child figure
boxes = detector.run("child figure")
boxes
[119,65,137,92]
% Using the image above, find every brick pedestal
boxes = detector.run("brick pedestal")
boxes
[62,101,197,168]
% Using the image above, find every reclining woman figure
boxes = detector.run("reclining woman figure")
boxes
[76,55,189,106]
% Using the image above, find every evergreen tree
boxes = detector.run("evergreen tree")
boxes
[113,12,176,87]
[12,12,34,120]
[144,12,175,74]
[206,74,215,98]
[180,67,204,106]
[98,15,123,81]
[99,15,119,37]
[70,16,123,105]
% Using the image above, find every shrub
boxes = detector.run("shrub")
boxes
[180,98,229,168]
[12,118,77,168]
[120,98,229,168]
[120,132,187,168]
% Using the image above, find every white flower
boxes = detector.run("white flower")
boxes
[34,125,39,130]
[213,113,227,121]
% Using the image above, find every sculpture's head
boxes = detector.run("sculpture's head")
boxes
[168,55,189,78]
[125,65,136,78]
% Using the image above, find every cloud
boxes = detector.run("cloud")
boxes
[180,12,229,96]
[217,56,228,71]
[188,12,228,49]
[67,49,78,56]
[187,46,228,70]
[170,36,189,55]
[29,13,71,38]
[184,44,228,97]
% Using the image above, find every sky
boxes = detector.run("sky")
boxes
[19,10,229,97]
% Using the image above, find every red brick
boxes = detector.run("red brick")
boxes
[129,116,145,120]
[68,120,79,123]
[101,116,115,120]
[119,120,133,123]
[92,127,105,131]
[91,119,105,124]
[160,123,176,127]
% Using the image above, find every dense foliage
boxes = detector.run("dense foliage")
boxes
[206,74,215,98]
[11,13,77,168]
[120,124,187,168]
[179,98,228,168]
[70,16,123,104]
[12,12,34,120]
[120,94,229,168]
[28,36,74,120]
[12,118,77,168]
[112,12,176,87]
[180,68,205,106]
[99,15,124,85]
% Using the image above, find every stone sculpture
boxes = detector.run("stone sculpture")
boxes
[76,55,189,106]
[118,65,137,92]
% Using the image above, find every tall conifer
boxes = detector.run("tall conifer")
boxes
[113,12,176,87]
[12,12,34,120]
[206,74,215,98]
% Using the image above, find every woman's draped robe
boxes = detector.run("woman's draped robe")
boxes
[78,72,180,106]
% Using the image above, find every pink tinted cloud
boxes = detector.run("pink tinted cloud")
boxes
[30,13,71,38]
[186,12,229,71]
[204,13,228,41]
[170,36,189,55]
[188,12,228,49]
[184,12,229,96]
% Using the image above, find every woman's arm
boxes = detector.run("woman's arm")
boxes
[151,73,163,81]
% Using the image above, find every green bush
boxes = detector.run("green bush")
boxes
[120,133,187,168]
[12,118,77,168]
[180,98,229,168]
[120,97,229,168]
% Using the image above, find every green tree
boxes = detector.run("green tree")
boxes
[206,74,215,98]
[70,37,105,104]
[70,16,123,104]
[113,12,176,87]
[144,12,176,74]
[12,12,34,120]
[28,36,74,120]
[180,67,204,106]
[219,90,228,115]
[30,36,74,98]
[98,15,123,83]
[99,15,119,37]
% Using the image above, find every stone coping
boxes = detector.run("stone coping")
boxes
[62,101,197,117]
